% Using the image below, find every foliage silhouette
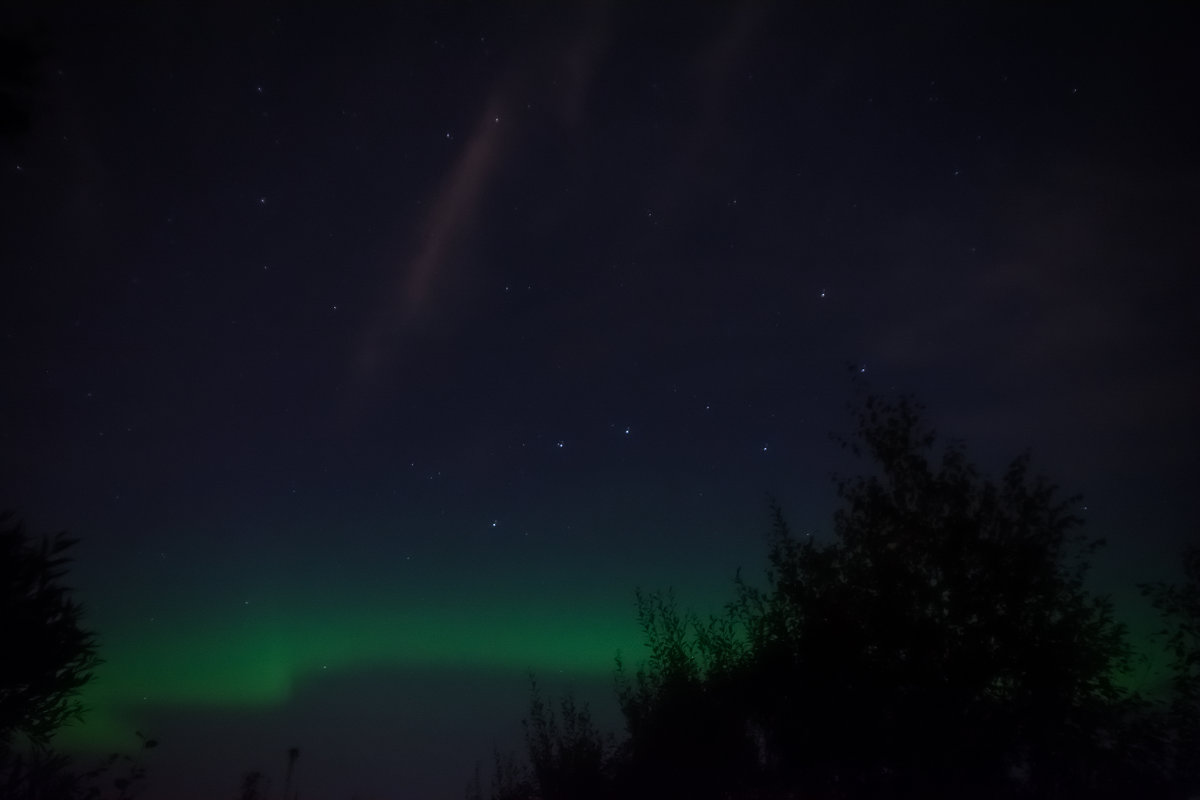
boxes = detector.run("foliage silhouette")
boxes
[0,512,101,750]
[466,747,533,800]
[78,730,157,800]
[720,395,1154,798]
[1,745,81,800]
[1,510,158,800]
[282,746,299,800]
[0,9,56,149]
[614,589,761,798]
[468,677,618,800]
[236,769,267,800]
[0,26,43,141]
[1140,545,1200,795]
[476,393,1193,799]
[0,724,157,800]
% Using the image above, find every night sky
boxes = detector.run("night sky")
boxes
[2,2,1197,798]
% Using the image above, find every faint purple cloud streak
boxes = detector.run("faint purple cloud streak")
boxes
[354,101,505,384]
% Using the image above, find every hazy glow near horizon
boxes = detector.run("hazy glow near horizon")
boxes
[57,578,650,753]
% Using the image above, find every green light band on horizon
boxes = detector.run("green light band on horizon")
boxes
[56,591,649,753]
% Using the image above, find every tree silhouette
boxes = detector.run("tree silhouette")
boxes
[468,748,534,800]
[1141,545,1200,795]
[478,394,1182,798]
[468,677,618,800]
[281,746,299,800]
[78,730,158,800]
[525,679,618,800]
[614,589,760,798]
[0,511,160,800]
[0,718,157,800]
[236,770,267,800]
[720,395,1154,798]
[0,20,48,143]
[0,512,101,750]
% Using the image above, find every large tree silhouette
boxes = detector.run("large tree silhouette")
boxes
[715,395,1155,798]
[480,395,1188,799]
[0,513,160,800]
[0,513,100,750]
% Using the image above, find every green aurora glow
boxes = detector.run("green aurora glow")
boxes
[55,550,1179,757]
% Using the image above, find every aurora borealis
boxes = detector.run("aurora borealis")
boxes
[2,2,1197,798]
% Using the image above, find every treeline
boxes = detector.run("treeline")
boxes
[3,394,1196,799]
[471,396,1199,800]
